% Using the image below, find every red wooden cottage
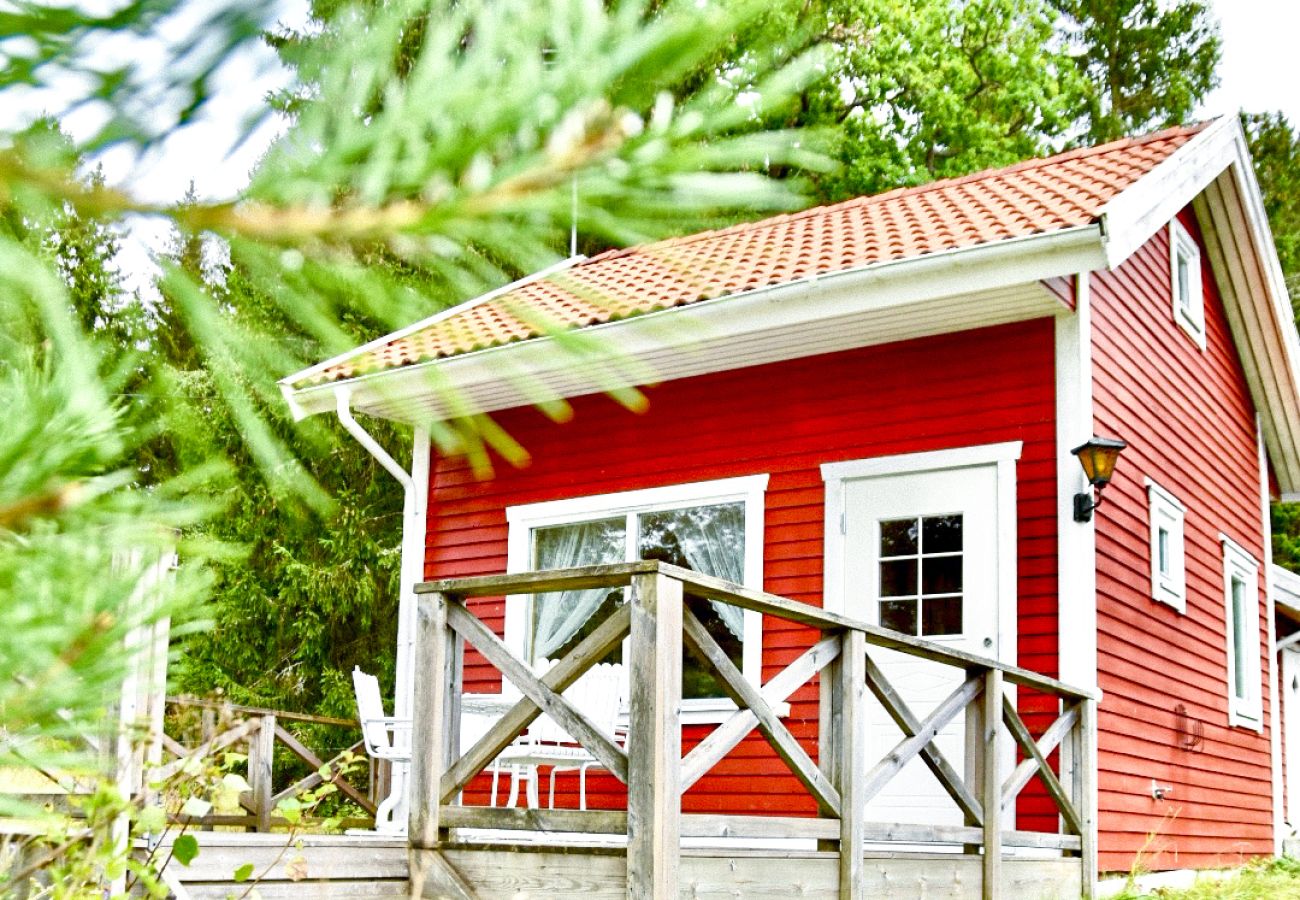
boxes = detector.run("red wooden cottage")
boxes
[282,116,1300,883]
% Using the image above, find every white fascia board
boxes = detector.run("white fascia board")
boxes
[279,254,587,393]
[1097,117,1238,269]
[1273,564,1300,620]
[284,224,1105,422]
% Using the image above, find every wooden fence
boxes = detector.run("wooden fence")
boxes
[406,561,1098,900]
[159,697,382,831]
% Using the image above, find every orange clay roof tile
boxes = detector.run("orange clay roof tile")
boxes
[296,122,1206,387]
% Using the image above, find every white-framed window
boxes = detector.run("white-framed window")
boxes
[1170,219,1205,349]
[1146,480,1186,612]
[1221,535,1262,730]
[505,475,768,722]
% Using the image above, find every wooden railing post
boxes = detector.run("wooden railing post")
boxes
[837,630,866,900]
[980,669,1002,900]
[409,592,453,849]
[1075,698,1098,900]
[626,572,682,900]
[249,713,275,833]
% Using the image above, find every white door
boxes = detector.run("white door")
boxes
[842,464,1003,827]
[1284,647,1300,829]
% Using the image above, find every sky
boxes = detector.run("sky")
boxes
[12,0,1300,291]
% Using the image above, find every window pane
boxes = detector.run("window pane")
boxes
[880,559,918,597]
[530,518,626,663]
[1232,576,1249,701]
[880,599,918,635]
[922,596,962,636]
[922,515,962,554]
[880,519,918,556]
[921,556,962,595]
[1177,254,1190,310]
[1158,528,1170,576]
[638,502,745,700]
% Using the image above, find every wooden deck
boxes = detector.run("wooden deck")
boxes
[405,562,1100,900]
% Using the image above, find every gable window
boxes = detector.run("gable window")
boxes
[1221,535,1262,729]
[1146,480,1186,612]
[506,476,767,719]
[1170,220,1205,349]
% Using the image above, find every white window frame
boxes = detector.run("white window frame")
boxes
[1170,219,1206,350]
[1146,479,1186,613]
[505,474,769,724]
[1222,534,1262,730]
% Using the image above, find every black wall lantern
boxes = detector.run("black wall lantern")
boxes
[1071,436,1127,522]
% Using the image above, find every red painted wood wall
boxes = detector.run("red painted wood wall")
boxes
[425,318,1059,819]
[1090,207,1273,871]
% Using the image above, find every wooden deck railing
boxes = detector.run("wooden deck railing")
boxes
[408,561,1098,900]
[160,697,380,831]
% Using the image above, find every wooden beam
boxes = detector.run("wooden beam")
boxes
[439,604,631,803]
[982,669,1002,900]
[625,572,682,900]
[1001,695,1083,837]
[1000,703,1079,809]
[410,593,453,850]
[440,805,627,834]
[860,675,982,805]
[416,563,652,597]
[680,635,841,790]
[865,654,983,825]
[410,849,480,900]
[838,630,866,900]
[444,601,629,784]
[271,727,375,814]
[249,715,275,833]
[1078,699,1098,899]
[681,607,840,816]
[152,719,257,782]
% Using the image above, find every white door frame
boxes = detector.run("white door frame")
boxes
[820,440,1023,671]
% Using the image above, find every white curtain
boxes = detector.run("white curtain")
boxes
[532,520,623,659]
[671,505,746,641]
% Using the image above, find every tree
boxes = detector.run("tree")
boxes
[1242,112,1300,313]
[1052,0,1220,143]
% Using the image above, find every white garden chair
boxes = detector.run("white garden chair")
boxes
[492,661,626,810]
[351,667,412,830]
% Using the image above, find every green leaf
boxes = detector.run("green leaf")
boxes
[181,796,213,818]
[233,862,255,882]
[136,804,167,834]
[172,834,200,867]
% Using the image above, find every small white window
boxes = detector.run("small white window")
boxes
[1170,220,1205,349]
[1146,480,1186,612]
[1221,535,1262,729]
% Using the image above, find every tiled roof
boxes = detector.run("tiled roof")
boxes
[294,122,1207,387]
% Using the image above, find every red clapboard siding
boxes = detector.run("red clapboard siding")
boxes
[1090,207,1272,871]
[425,318,1060,821]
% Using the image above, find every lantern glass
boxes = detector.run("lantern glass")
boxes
[1072,437,1127,487]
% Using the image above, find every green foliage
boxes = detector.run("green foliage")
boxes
[1052,0,1220,144]
[1111,856,1300,899]
[807,0,1085,199]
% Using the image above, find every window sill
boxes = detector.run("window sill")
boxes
[1228,708,1264,733]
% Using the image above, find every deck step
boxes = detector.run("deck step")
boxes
[150,833,409,899]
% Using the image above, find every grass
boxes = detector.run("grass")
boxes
[1112,856,1300,898]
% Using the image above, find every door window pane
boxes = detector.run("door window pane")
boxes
[1232,576,1249,701]
[639,503,745,700]
[878,513,964,637]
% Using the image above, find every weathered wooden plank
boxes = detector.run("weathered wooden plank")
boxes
[860,675,982,805]
[681,607,840,817]
[680,635,841,790]
[445,601,629,784]
[626,572,682,900]
[411,848,480,900]
[1078,698,1098,899]
[817,631,843,854]
[837,630,866,900]
[864,654,983,825]
[1001,695,1082,838]
[1000,703,1079,809]
[250,714,276,832]
[272,726,375,814]
[157,839,409,881]
[169,696,359,728]
[159,733,188,759]
[152,719,258,782]
[982,670,1002,900]
[182,881,408,900]
[410,593,453,849]
[437,847,1083,900]
[440,604,631,803]
[416,563,652,597]
[441,805,627,834]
